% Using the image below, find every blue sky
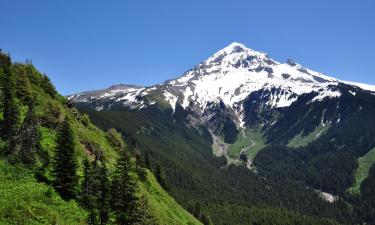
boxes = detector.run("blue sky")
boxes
[0,0,374,95]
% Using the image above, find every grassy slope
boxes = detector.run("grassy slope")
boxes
[0,160,87,225]
[287,124,330,148]
[142,171,203,225]
[0,63,199,224]
[227,128,265,161]
[348,146,375,194]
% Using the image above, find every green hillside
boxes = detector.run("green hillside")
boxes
[0,160,87,225]
[348,146,375,194]
[142,170,202,225]
[0,52,200,225]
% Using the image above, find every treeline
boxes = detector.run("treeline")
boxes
[0,51,155,225]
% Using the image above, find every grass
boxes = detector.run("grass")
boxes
[348,146,375,195]
[70,116,119,170]
[287,124,330,148]
[141,170,203,225]
[227,128,265,161]
[0,160,87,225]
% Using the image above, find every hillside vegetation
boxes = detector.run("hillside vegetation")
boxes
[0,51,201,225]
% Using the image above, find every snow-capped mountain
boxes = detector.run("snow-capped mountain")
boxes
[69,42,375,128]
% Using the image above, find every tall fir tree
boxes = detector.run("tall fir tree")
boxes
[111,150,141,225]
[155,163,168,191]
[0,53,20,150]
[40,74,57,97]
[81,159,111,225]
[13,64,33,105]
[144,152,151,169]
[81,159,99,225]
[98,163,111,225]
[53,118,78,200]
[13,105,39,164]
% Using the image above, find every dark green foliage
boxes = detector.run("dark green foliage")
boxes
[81,160,99,224]
[111,149,148,225]
[135,152,148,181]
[144,151,151,169]
[12,106,39,164]
[0,51,11,67]
[25,63,42,85]
[222,118,238,143]
[200,214,213,225]
[0,53,187,225]
[0,53,20,145]
[255,86,375,196]
[98,164,111,225]
[155,163,168,191]
[40,74,57,97]
[80,159,111,225]
[13,64,33,105]
[79,106,349,225]
[106,128,125,151]
[239,151,248,163]
[348,164,375,224]
[53,118,78,200]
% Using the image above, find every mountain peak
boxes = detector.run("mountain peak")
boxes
[214,42,267,58]
[222,42,247,51]
[203,42,270,69]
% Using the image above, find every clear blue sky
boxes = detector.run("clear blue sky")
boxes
[1,0,374,95]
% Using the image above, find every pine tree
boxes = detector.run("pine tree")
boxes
[98,163,110,225]
[133,194,156,225]
[13,105,39,164]
[80,159,98,224]
[80,159,111,225]
[0,53,20,149]
[13,64,33,105]
[144,152,151,169]
[25,63,40,85]
[155,163,168,191]
[53,118,78,200]
[40,74,57,97]
[111,150,140,225]
[135,151,148,181]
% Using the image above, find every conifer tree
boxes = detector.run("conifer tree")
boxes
[25,62,40,85]
[81,159,99,224]
[133,194,156,225]
[13,64,33,105]
[53,118,78,200]
[40,74,57,97]
[155,163,168,191]
[0,53,20,148]
[144,152,151,169]
[111,150,140,225]
[98,163,110,225]
[13,105,39,164]
[135,151,148,181]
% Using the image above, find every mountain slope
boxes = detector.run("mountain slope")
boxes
[69,42,375,127]
[0,52,201,225]
[70,42,375,225]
